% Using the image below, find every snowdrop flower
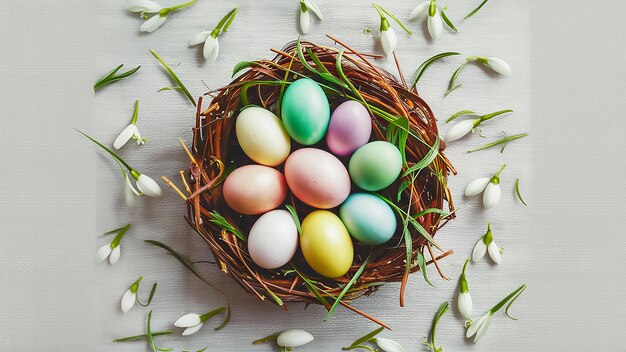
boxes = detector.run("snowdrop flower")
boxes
[113,100,145,149]
[133,171,162,197]
[464,164,507,209]
[409,0,447,40]
[373,3,412,57]
[189,7,238,62]
[472,223,502,264]
[121,276,144,313]
[457,258,473,320]
[277,329,314,348]
[375,337,406,352]
[174,307,227,336]
[96,224,131,265]
[480,57,511,76]
[466,284,526,343]
[126,0,197,33]
[299,0,323,34]
[444,109,512,143]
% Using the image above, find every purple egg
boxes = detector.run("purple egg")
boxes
[326,101,372,156]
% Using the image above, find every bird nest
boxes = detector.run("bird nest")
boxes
[177,36,456,327]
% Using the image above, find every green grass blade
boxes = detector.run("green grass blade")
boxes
[467,133,528,153]
[515,178,528,206]
[325,255,372,320]
[464,0,489,19]
[150,49,195,106]
[411,52,460,89]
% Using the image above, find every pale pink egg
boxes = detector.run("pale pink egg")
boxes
[284,148,351,209]
[223,165,287,215]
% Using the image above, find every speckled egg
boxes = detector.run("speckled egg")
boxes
[300,210,354,278]
[284,148,351,209]
[222,165,287,215]
[235,106,291,166]
[349,141,403,191]
[280,78,330,145]
[326,101,372,156]
[247,210,298,269]
[339,193,397,245]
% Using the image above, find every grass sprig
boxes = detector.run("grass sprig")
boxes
[411,52,460,89]
[464,0,490,19]
[94,64,140,91]
[150,49,196,106]
[427,301,449,352]
[467,132,528,153]
[515,178,528,206]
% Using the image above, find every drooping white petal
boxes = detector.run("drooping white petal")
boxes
[458,292,473,320]
[121,289,136,313]
[472,239,487,262]
[124,174,140,207]
[409,1,430,20]
[465,177,490,196]
[96,244,112,263]
[485,57,511,76]
[473,314,492,343]
[174,313,202,328]
[126,0,162,13]
[277,329,314,348]
[482,182,501,209]
[203,36,220,63]
[140,15,167,33]
[136,174,162,197]
[113,124,138,150]
[427,10,443,40]
[380,27,397,57]
[109,245,121,265]
[466,312,490,338]
[487,240,501,264]
[182,322,203,336]
[375,337,406,352]
[444,119,475,143]
[189,31,211,46]
[304,0,323,19]
[299,8,311,34]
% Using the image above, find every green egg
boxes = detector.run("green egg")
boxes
[349,141,402,191]
[281,78,330,145]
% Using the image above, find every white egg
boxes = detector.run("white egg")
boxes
[248,210,298,269]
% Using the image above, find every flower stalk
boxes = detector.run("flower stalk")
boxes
[189,7,238,62]
[373,3,411,57]
[466,284,526,343]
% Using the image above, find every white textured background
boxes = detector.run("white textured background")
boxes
[1,0,625,351]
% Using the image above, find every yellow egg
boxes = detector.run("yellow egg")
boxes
[300,210,354,278]
[235,106,291,166]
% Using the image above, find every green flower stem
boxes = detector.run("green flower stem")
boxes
[299,0,308,12]
[199,306,227,322]
[467,133,528,153]
[490,163,507,184]
[373,3,412,34]
[473,109,513,127]
[160,0,197,16]
[130,276,143,293]
[76,129,134,172]
[490,284,527,314]
[110,224,132,248]
[113,330,173,342]
[483,223,493,245]
[429,0,437,17]
[459,258,470,293]
[130,100,139,124]
[211,7,239,37]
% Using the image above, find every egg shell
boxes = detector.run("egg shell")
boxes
[235,106,291,166]
[339,193,397,245]
[326,101,372,156]
[284,148,351,209]
[222,165,287,215]
[247,210,298,269]
[280,78,330,145]
[349,141,403,191]
[300,210,354,278]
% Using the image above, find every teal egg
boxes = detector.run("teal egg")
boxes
[281,78,330,145]
[339,193,397,245]
[349,141,402,191]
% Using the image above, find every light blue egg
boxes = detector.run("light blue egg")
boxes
[339,193,397,245]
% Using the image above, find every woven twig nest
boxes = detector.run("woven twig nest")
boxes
[184,36,456,326]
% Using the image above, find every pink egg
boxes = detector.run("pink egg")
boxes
[284,148,351,209]
[223,165,287,215]
[326,101,372,156]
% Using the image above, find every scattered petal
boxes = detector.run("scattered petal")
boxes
[458,291,473,320]
[182,322,203,336]
[136,174,162,197]
[189,31,211,46]
[96,244,112,263]
[464,177,490,196]
[121,289,136,313]
[380,27,397,57]
[466,312,490,338]
[485,57,511,75]
[472,239,487,262]
[113,124,138,150]
[299,8,311,34]
[427,10,443,40]
[409,1,430,20]
[473,313,492,342]
[444,119,475,143]
[109,245,121,265]
[482,182,501,209]
[304,0,323,19]
[174,313,202,328]
[375,337,406,352]
[126,0,162,13]
[140,15,167,33]
[487,241,501,264]
[277,329,314,348]
[203,36,220,63]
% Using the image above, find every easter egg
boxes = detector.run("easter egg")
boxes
[284,148,351,209]
[339,193,397,245]
[349,141,402,191]
[222,165,287,215]
[300,210,354,278]
[235,106,291,166]
[326,101,372,156]
[281,78,330,145]
[248,210,298,269]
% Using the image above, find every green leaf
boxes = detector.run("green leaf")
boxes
[396,180,410,202]
[336,50,374,117]
[146,311,171,352]
[428,301,449,352]
[515,178,528,206]
[215,303,232,331]
[348,327,384,347]
[446,61,468,96]
[94,64,141,91]
[157,86,183,92]
[208,211,246,242]
[325,255,372,321]
[99,225,127,237]
[150,49,196,106]
[402,137,440,177]
[252,333,280,345]
[446,110,475,123]
[505,285,527,320]
[441,9,458,32]
[136,282,158,307]
[411,52,460,89]
[464,0,490,19]
[113,331,173,342]
[417,251,434,287]
[231,61,262,77]
[374,3,412,35]
[285,204,302,235]
[75,129,133,171]
[467,133,528,153]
